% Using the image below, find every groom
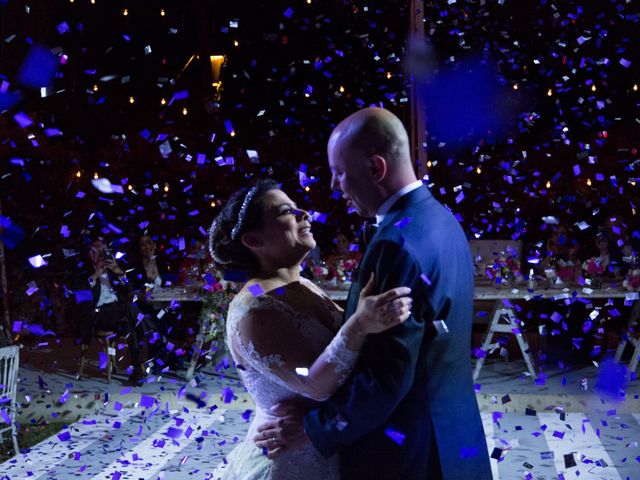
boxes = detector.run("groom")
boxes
[255,107,492,479]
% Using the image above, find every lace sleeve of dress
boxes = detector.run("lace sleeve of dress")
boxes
[231,294,362,402]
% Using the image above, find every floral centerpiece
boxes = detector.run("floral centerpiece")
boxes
[485,249,522,287]
[310,260,330,283]
[197,279,239,366]
[581,256,608,288]
[333,258,358,281]
[555,258,579,282]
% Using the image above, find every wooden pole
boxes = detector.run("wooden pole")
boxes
[409,0,429,180]
[0,199,13,345]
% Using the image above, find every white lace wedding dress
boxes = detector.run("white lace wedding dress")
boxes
[212,278,357,479]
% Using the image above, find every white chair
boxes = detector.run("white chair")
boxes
[0,345,20,455]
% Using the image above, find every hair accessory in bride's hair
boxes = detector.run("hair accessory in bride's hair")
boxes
[208,218,231,265]
[231,185,259,240]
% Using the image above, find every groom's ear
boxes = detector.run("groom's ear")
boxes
[241,232,263,249]
[368,154,387,183]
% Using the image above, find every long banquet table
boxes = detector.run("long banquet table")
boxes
[147,284,640,380]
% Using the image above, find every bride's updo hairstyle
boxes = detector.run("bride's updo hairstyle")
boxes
[209,178,280,275]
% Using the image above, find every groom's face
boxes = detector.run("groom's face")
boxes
[328,140,377,218]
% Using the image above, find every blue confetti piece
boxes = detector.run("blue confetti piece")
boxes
[57,430,71,442]
[460,446,479,458]
[17,44,58,88]
[595,360,627,401]
[0,215,25,250]
[394,217,412,229]
[384,427,406,445]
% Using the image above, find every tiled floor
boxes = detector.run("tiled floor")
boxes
[2,344,640,479]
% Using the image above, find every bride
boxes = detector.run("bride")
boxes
[209,179,412,479]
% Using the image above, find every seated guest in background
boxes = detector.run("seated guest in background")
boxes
[325,230,362,281]
[129,234,175,372]
[77,238,149,384]
[131,235,170,293]
[178,238,207,288]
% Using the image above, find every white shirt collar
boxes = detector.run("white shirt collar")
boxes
[375,180,423,226]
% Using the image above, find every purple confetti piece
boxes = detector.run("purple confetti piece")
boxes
[98,352,108,370]
[0,409,11,424]
[241,409,253,422]
[13,111,33,128]
[75,290,93,303]
[57,430,71,442]
[166,427,183,439]
[248,284,264,297]
[140,395,155,408]
[221,387,234,403]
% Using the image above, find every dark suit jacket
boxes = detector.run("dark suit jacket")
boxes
[304,185,492,479]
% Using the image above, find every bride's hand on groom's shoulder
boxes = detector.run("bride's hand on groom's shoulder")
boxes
[349,273,412,336]
[253,401,310,458]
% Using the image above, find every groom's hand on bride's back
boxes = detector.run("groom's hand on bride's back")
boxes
[253,400,309,458]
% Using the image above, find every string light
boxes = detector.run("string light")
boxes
[586,178,592,186]
[233,40,239,47]
[476,166,482,174]
[93,172,99,179]
[513,83,518,90]
[386,72,392,79]
[591,84,596,92]
[304,186,310,192]
[182,107,188,116]
[427,160,432,168]
[76,171,81,178]
[547,88,552,96]
[546,180,551,189]
[123,8,128,16]
[339,86,345,93]
[129,96,135,104]
[210,201,216,207]
[164,183,169,192]
[93,84,98,92]
[160,8,165,16]
[160,98,166,105]
[633,84,638,92]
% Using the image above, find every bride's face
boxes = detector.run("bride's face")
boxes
[245,189,316,265]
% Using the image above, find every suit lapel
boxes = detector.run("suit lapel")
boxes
[344,185,431,319]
